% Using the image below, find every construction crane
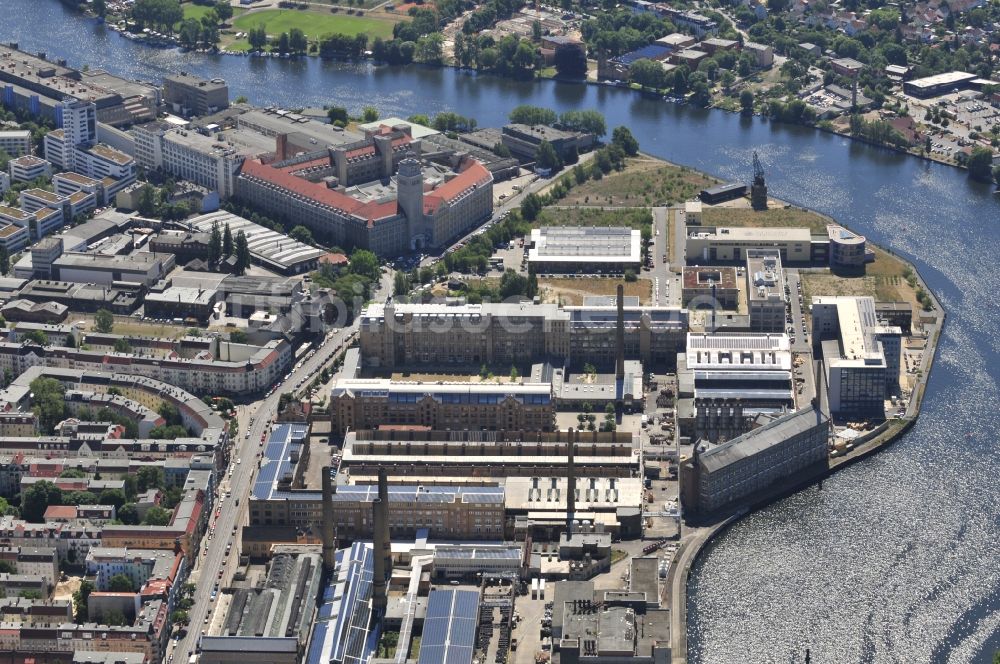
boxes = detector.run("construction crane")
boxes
[751,150,768,211]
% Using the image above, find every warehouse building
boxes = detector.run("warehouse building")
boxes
[187,210,326,275]
[680,404,829,514]
[528,226,642,274]
[903,71,978,98]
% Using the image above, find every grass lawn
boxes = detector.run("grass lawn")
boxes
[233,8,397,40]
[560,157,718,207]
[181,2,216,22]
[702,205,832,233]
[538,207,652,229]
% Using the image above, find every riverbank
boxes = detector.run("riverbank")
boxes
[668,244,946,664]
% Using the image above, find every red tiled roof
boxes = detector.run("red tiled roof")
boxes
[321,252,348,265]
[43,506,78,520]
[240,154,489,227]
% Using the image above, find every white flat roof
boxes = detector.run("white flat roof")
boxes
[528,226,641,263]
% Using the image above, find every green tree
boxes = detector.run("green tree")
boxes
[92,0,107,17]
[103,608,127,626]
[534,140,562,172]
[30,377,67,434]
[288,27,308,53]
[740,89,755,116]
[611,126,639,156]
[24,330,48,346]
[248,25,268,50]
[229,329,248,343]
[22,480,62,523]
[0,246,8,276]
[222,223,233,258]
[99,489,127,509]
[393,271,410,296]
[171,609,189,625]
[328,106,349,125]
[214,1,233,21]
[136,466,165,493]
[143,506,172,526]
[179,18,201,48]
[73,580,94,621]
[117,503,139,525]
[348,249,380,280]
[361,106,379,122]
[967,147,995,182]
[60,468,87,479]
[520,193,543,221]
[276,31,290,54]
[290,225,315,245]
[94,309,114,334]
[499,269,529,299]
[208,220,222,264]
[113,338,132,354]
[108,574,135,593]
[559,110,606,137]
[509,105,557,126]
[234,230,251,275]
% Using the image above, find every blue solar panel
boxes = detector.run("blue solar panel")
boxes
[418,590,479,664]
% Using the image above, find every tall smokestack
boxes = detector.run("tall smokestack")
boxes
[566,427,576,534]
[372,497,388,612]
[321,466,336,573]
[616,284,625,381]
[376,468,392,576]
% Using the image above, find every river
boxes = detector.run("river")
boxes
[5,2,1000,661]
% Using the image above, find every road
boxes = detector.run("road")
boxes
[171,271,393,662]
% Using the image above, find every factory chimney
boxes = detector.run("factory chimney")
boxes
[321,466,337,573]
[615,284,626,381]
[372,497,388,612]
[371,468,392,613]
[566,427,576,534]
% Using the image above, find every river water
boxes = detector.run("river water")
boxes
[6,3,1000,661]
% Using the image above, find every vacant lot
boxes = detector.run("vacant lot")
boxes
[539,277,651,305]
[800,247,923,315]
[70,314,194,340]
[702,205,831,233]
[560,158,718,207]
[233,8,397,40]
[538,207,652,230]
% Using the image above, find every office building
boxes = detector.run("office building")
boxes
[680,404,829,513]
[745,249,786,332]
[812,296,901,415]
[0,130,31,157]
[0,211,30,252]
[163,73,229,117]
[681,266,739,308]
[44,99,135,187]
[686,225,826,264]
[500,124,596,162]
[527,226,642,274]
[826,224,868,271]
[236,146,493,256]
[8,155,51,183]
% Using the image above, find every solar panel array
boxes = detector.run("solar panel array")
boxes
[252,424,309,500]
[417,589,480,664]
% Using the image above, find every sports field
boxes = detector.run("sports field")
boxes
[232,8,397,40]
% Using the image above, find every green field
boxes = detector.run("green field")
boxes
[233,8,397,40]
[181,2,216,22]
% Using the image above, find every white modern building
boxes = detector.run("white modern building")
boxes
[811,296,902,417]
[527,226,642,274]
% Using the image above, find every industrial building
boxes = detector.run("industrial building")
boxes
[249,425,507,539]
[903,71,978,98]
[811,296,902,417]
[551,580,671,663]
[680,404,830,514]
[187,210,326,275]
[677,332,794,442]
[499,123,596,163]
[163,72,230,117]
[698,182,746,204]
[330,371,555,437]
[527,226,642,274]
[358,297,688,371]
